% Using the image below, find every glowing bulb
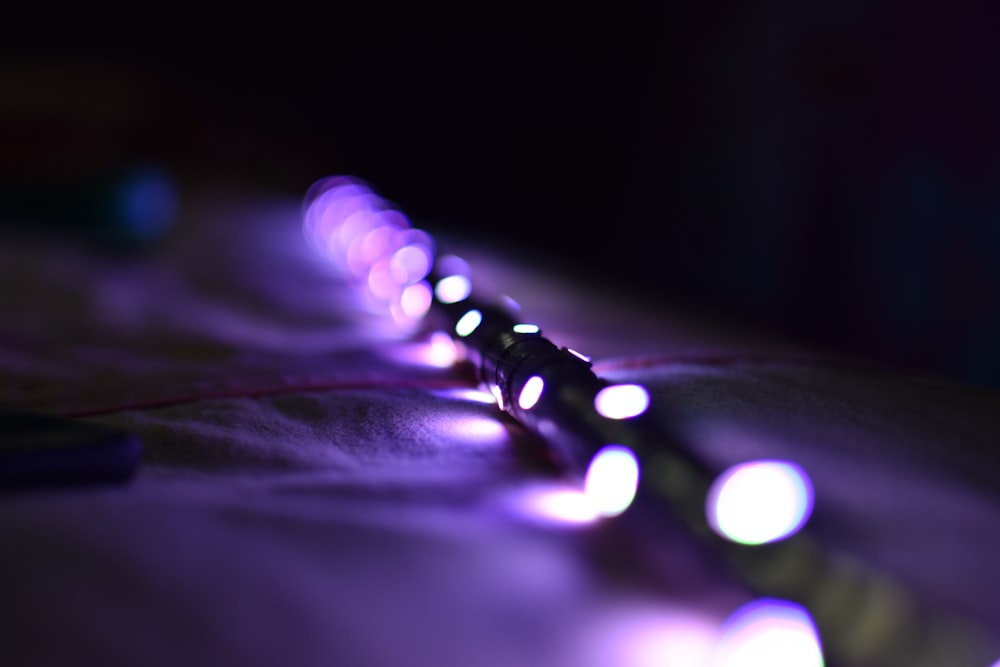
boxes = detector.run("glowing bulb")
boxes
[715,599,823,667]
[513,323,540,334]
[584,445,640,517]
[518,375,545,410]
[505,484,600,526]
[425,331,458,367]
[707,461,814,545]
[434,275,472,303]
[594,384,650,419]
[400,281,433,318]
[567,348,591,363]
[455,309,483,337]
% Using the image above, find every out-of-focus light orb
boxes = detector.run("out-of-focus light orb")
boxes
[513,323,540,334]
[584,445,640,517]
[489,384,505,410]
[707,460,814,545]
[367,259,401,300]
[400,281,433,319]
[436,254,472,278]
[455,309,483,337]
[518,375,545,410]
[714,599,823,667]
[567,348,592,363]
[434,274,473,304]
[390,243,432,284]
[425,331,458,367]
[505,483,600,526]
[594,384,650,420]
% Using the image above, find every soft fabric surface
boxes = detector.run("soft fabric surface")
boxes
[2,191,998,666]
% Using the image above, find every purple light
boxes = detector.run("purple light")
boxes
[455,309,483,337]
[594,384,650,420]
[489,384,505,410]
[518,376,545,410]
[707,461,814,545]
[433,387,498,405]
[584,445,640,517]
[503,483,600,526]
[567,348,592,363]
[435,254,472,277]
[399,281,433,319]
[367,259,402,301]
[390,244,432,284]
[715,599,824,667]
[434,274,472,304]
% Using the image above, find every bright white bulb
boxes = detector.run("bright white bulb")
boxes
[489,384,505,410]
[518,375,545,410]
[584,445,640,517]
[708,461,814,545]
[434,275,472,303]
[455,309,483,337]
[715,599,824,667]
[513,323,540,334]
[594,384,650,419]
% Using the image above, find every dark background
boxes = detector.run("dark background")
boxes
[4,3,1000,386]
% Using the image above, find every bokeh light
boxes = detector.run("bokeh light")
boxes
[434,274,473,303]
[707,460,814,545]
[455,309,483,337]
[594,384,650,419]
[518,375,545,410]
[513,323,540,334]
[584,445,640,517]
[503,483,601,527]
[399,281,433,319]
[713,599,823,667]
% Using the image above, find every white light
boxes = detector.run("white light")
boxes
[714,599,824,667]
[426,331,458,367]
[400,282,433,318]
[584,445,640,517]
[594,384,650,420]
[489,384,505,410]
[518,375,545,410]
[390,244,432,284]
[513,323,540,334]
[455,309,483,337]
[433,388,498,405]
[567,348,592,363]
[707,461,814,545]
[505,483,600,526]
[434,274,472,303]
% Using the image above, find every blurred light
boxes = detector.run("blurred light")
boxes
[436,254,472,277]
[499,294,522,314]
[567,348,592,363]
[504,483,600,526]
[367,259,401,300]
[449,415,509,445]
[435,274,473,303]
[400,281,433,318]
[594,384,650,419]
[707,461,814,545]
[714,599,823,667]
[577,605,720,667]
[518,375,545,410]
[114,167,176,241]
[489,384,505,410]
[390,244,432,284]
[455,309,483,337]
[424,331,459,367]
[513,323,540,334]
[584,445,640,517]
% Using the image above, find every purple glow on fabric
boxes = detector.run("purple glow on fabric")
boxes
[576,604,720,667]
[594,384,650,419]
[434,275,472,304]
[503,483,600,526]
[449,415,508,444]
[433,387,498,405]
[455,309,483,337]
[391,331,459,368]
[399,282,433,319]
[584,445,640,517]
[707,460,814,545]
[518,376,545,410]
[715,599,824,667]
